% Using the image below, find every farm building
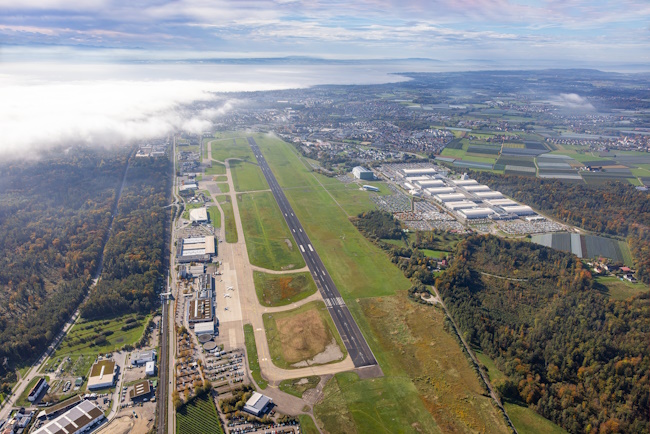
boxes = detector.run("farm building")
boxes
[87,360,117,390]
[424,187,455,195]
[352,166,374,180]
[445,201,478,210]
[131,350,156,366]
[458,208,496,219]
[462,185,491,192]
[189,207,208,223]
[28,378,48,402]
[176,236,217,263]
[244,392,273,417]
[33,400,105,434]
[194,322,215,336]
[400,168,438,178]
[501,205,536,216]
[434,193,466,203]
[451,179,478,186]
[474,191,504,199]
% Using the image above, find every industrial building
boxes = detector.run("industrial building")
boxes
[424,187,455,195]
[179,183,198,192]
[87,360,117,390]
[458,208,496,219]
[176,236,217,263]
[243,392,273,417]
[462,185,491,192]
[28,378,48,402]
[445,201,478,210]
[33,400,105,434]
[415,179,444,188]
[197,274,213,299]
[501,205,536,216]
[188,299,213,323]
[451,179,478,186]
[405,176,430,182]
[145,361,156,376]
[352,166,374,180]
[401,168,438,178]
[194,321,215,335]
[434,193,466,203]
[131,350,156,366]
[362,185,379,192]
[129,380,152,401]
[189,207,208,223]
[485,198,518,207]
[474,191,504,199]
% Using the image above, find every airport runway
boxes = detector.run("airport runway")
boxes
[248,137,377,368]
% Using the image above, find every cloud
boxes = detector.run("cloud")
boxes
[549,93,595,111]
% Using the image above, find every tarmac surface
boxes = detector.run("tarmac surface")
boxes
[248,137,377,368]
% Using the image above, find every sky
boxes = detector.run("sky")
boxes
[0,0,649,67]
[1,0,648,156]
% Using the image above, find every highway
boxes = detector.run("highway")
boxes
[248,137,377,368]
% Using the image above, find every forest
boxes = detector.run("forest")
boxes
[81,156,171,319]
[352,210,403,240]
[473,172,650,283]
[436,235,648,433]
[0,149,129,394]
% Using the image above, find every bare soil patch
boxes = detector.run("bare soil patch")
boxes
[276,309,330,364]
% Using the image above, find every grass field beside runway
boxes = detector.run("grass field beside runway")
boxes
[243,324,268,389]
[207,206,221,229]
[263,301,346,369]
[253,271,317,307]
[219,196,237,243]
[230,160,269,192]
[210,137,255,162]
[238,191,305,271]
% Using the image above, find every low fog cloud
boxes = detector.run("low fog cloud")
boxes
[550,93,595,111]
[0,78,239,157]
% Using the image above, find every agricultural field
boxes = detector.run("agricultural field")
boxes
[531,232,631,264]
[230,160,268,192]
[207,206,221,229]
[238,192,305,271]
[243,324,267,389]
[594,276,648,300]
[176,393,224,434]
[51,314,150,358]
[219,196,237,243]
[253,271,317,307]
[278,376,320,398]
[262,301,346,369]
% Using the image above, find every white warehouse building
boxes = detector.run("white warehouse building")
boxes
[415,179,445,188]
[451,179,478,186]
[485,198,518,207]
[463,185,491,192]
[445,201,478,210]
[459,208,496,219]
[434,193,466,203]
[501,205,536,216]
[475,191,504,199]
[424,187,455,196]
[401,168,438,177]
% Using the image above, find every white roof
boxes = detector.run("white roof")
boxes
[463,185,491,192]
[501,205,535,215]
[474,191,503,199]
[415,179,444,187]
[189,207,208,222]
[459,208,495,218]
[434,193,466,202]
[194,322,215,335]
[485,199,518,206]
[451,179,478,186]
[403,168,437,174]
[445,201,477,210]
[424,187,455,195]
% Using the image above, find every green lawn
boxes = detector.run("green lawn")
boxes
[298,415,320,434]
[420,249,448,259]
[440,148,466,159]
[216,183,229,193]
[176,393,224,434]
[207,206,221,229]
[243,324,267,389]
[210,137,254,162]
[253,271,317,307]
[181,203,203,220]
[594,276,647,300]
[262,301,346,369]
[219,197,237,243]
[205,162,226,175]
[505,403,568,434]
[314,372,441,434]
[322,183,381,216]
[52,314,150,358]
[230,160,269,192]
[238,192,305,271]
[278,376,320,398]
[16,376,49,407]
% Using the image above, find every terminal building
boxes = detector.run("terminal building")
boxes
[352,166,374,180]
[188,299,213,324]
[33,400,105,434]
[176,236,217,263]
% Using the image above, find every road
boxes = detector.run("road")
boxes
[248,137,376,368]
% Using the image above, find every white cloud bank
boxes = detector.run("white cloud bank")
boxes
[550,93,595,111]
